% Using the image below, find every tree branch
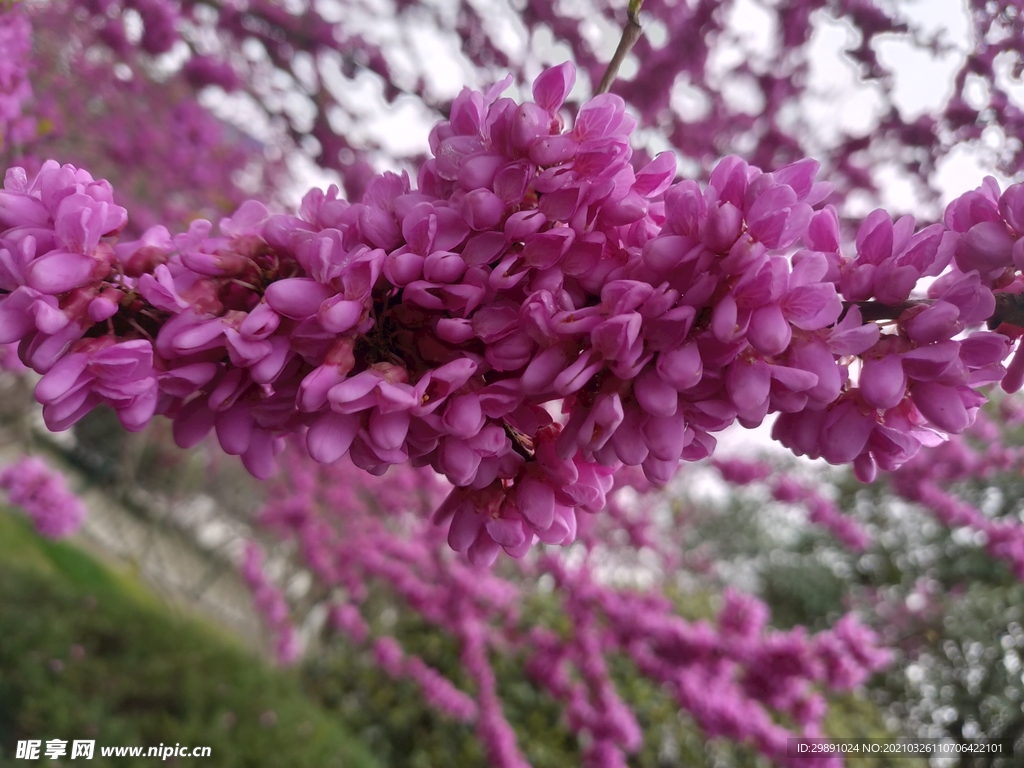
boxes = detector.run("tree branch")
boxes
[840,292,1024,332]
[990,291,1024,330]
[596,0,645,95]
[842,300,920,323]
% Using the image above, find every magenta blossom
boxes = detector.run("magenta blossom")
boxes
[0,456,86,538]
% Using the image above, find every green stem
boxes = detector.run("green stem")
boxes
[595,0,645,95]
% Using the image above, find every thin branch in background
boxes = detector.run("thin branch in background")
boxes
[596,0,645,95]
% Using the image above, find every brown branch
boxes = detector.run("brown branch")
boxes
[842,299,921,323]
[503,423,535,461]
[990,291,1024,329]
[840,292,1024,332]
[596,0,645,95]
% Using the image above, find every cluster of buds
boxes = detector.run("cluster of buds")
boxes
[1,63,1022,563]
[0,456,86,538]
[239,541,301,663]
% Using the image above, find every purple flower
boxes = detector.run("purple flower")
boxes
[0,456,86,538]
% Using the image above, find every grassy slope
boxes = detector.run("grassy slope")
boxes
[0,509,380,768]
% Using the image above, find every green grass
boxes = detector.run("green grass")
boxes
[0,509,380,768]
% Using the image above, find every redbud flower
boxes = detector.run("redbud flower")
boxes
[0,456,86,538]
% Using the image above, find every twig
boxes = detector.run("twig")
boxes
[840,292,1024,332]
[842,299,920,323]
[990,291,1024,330]
[596,0,645,95]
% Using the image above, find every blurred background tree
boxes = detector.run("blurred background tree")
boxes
[4,0,1024,766]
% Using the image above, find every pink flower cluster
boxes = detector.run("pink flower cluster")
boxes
[0,9,35,148]
[720,405,1024,582]
[0,63,1020,564]
[0,455,86,538]
[536,562,889,768]
[712,403,1024,585]
[262,453,530,767]
[259,450,892,768]
[92,0,179,57]
[11,3,284,237]
[239,540,301,664]
[772,196,1013,483]
[883,405,1024,579]
[714,458,871,550]
[370,636,478,722]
